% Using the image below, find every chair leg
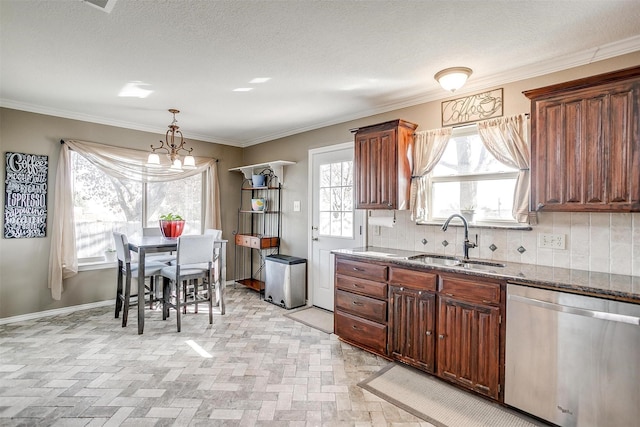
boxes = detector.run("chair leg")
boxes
[176,279,182,332]
[182,281,187,314]
[194,279,199,314]
[149,276,155,310]
[115,268,123,318]
[207,272,213,325]
[122,270,131,327]
[162,277,169,320]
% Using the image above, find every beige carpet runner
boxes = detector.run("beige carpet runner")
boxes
[283,306,333,333]
[359,363,543,427]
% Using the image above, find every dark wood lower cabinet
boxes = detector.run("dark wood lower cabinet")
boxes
[437,296,501,400]
[333,255,504,402]
[389,285,436,373]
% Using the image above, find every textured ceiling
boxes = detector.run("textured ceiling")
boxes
[1,0,639,147]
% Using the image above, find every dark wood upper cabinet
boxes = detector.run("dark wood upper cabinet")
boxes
[524,66,640,212]
[353,119,418,210]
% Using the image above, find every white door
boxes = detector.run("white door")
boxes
[309,143,365,311]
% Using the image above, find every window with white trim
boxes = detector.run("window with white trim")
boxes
[71,151,203,260]
[429,125,518,223]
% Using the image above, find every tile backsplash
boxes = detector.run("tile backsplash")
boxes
[367,211,640,277]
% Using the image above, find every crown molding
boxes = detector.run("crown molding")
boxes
[3,35,639,148]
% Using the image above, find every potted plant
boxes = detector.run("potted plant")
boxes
[104,248,117,262]
[159,213,185,238]
[460,205,476,223]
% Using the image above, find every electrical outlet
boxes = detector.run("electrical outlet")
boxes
[293,200,301,212]
[538,233,566,249]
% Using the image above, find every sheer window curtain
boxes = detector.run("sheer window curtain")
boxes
[48,139,221,300]
[477,113,531,223]
[410,128,452,222]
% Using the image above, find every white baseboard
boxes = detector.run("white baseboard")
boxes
[0,300,113,325]
[0,280,237,325]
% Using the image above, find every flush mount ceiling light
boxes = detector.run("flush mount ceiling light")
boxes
[147,109,196,171]
[434,67,473,92]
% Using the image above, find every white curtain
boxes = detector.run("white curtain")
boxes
[477,114,531,223]
[48,139,221,300]
[410,128,452,222]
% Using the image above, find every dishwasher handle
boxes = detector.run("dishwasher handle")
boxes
[509,294,640,326]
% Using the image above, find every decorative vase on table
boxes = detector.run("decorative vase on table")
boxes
[159,220,185,238]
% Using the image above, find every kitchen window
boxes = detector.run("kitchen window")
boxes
[428,125,519,223]
[71,151,203,261]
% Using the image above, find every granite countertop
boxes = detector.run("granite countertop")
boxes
[333,246,640,304]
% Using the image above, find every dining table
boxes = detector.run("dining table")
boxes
[128,235,227,334]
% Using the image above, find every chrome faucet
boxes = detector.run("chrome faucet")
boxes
[441,213,477,260]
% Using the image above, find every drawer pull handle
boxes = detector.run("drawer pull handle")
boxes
[482,299,493,304]
[352,325,358,330]
[352,283,363,288]
[353,267,364,271]
[445,293,454,297]
[352,301,363,306]
[399,287,404,291]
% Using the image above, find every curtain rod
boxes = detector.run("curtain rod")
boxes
[413,112,530,135]
[60,140,219,162]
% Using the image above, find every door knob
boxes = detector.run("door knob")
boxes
[311,237,318,241]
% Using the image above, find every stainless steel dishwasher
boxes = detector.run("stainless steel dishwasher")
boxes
[505,284,640,427]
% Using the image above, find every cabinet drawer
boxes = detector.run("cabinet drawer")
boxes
[440,275,501,305]
[335,310,387,355]
[336,274,387,299]
[235,234,279,249]
[335,289,387,323]
[235,234,252,247]
[336,258,387,281]
[389,267,437,291]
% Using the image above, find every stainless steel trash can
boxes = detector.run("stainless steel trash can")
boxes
[265,254,306,309]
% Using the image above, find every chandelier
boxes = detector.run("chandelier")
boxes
[147,109,196,170]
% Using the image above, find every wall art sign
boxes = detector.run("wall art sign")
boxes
[441,88,503,126]
[4,152,48,238]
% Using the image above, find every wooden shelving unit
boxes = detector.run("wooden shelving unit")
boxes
[230,162,294,293]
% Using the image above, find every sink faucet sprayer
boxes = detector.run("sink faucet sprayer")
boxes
[441,214,477,260]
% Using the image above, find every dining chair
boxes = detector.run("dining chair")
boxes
[143,227,177,264]
[204,228,222,240]
[160,234,216,332]
[204,228,225,315]
[113,232,168,327]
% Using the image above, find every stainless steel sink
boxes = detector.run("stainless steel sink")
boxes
[408,254,506,270]
[460,260,506,268]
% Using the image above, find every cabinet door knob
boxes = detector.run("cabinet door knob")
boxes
[439,334,445,339]
[426,331,432,336]
[399,287,404,291]
[352,301,363,306]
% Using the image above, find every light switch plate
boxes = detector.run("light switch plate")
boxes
[293,200,301,212]
[538,233,566,249]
